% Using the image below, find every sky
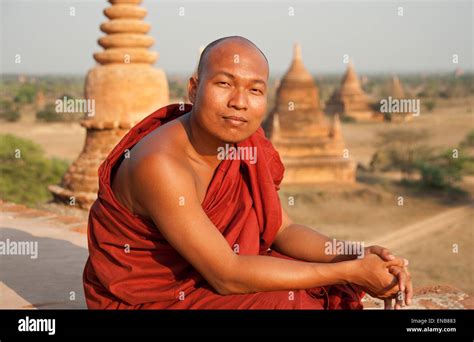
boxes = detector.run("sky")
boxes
[1,0,472,76]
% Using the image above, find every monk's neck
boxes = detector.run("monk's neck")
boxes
[181,111,227,170]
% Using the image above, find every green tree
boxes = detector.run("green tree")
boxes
[0,134,69,206]
[415,150,465,189]
[13,83,37,104]
[36,104,63,122]
[0,99,21,122]
[371,130,473,189]
[370,129,433,178]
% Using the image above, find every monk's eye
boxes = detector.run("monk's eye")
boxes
[217,81,231,87]
[250,88,263,95]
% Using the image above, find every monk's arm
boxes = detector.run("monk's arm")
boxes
[271,208,357,263]
[132,155,401,296]
[272,207,409,266]
[271,206,413,307]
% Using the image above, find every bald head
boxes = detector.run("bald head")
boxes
[196,36,269,80]
[186,36,269,144]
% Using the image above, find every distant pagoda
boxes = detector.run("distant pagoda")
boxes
[263,44,356,183]
[325,62,382,122]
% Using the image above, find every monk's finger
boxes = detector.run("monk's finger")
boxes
[380,247,395,261]
[391,255,409,267]
[406,273,414,306]
[381,273,399,297]
[385,258,405,268]
[389,266,407,292]
[395,290,404,309]
[384,298,393,310]
[369,245,395,261]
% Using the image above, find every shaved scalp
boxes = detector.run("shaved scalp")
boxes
[196,36,269,80]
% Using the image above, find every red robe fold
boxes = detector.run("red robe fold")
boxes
[83,103,364,309]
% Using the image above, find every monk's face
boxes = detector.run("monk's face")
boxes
[188,40,269,144]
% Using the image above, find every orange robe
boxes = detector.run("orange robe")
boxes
[83,103,364,309]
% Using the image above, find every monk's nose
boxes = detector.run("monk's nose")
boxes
[228,88,248,110]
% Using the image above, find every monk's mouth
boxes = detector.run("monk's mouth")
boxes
[222,116,248,127]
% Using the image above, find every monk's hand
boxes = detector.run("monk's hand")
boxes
[352,254,404,301]
[363,245,411,309]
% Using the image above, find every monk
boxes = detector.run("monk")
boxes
[83,36,413,310]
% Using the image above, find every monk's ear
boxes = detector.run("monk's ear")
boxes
[187,75,198,104]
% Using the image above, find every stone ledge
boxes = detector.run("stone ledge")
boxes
[362,285,473,310]
[0,199,88,235]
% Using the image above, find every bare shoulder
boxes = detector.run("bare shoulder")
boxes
[126,118,199,215]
